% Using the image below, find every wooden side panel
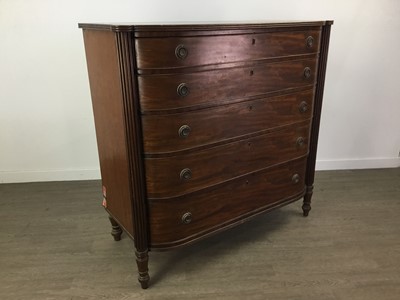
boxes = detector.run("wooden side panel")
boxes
[82,30,133,236]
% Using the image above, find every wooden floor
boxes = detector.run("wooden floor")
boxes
[0,168,399,299]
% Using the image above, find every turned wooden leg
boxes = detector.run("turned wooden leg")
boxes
[302,185,313,217]
[108,216,123,241]
[135,250,150,289]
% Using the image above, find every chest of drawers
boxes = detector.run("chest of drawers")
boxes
[79,21,333,289]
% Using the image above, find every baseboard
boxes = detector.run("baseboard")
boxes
[1,157,399,183]
[316,157,400,171]
[0,169,101,184]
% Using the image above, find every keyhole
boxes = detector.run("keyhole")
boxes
[252,38,256,45]
[250,70,254,76]
[248,105,253,111]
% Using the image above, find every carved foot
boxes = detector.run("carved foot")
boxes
[302,202,311,217]
[108,216,123,241]
[302,185,313,217]
[135,250,150,289]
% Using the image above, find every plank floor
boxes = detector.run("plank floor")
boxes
[0,168,399,299]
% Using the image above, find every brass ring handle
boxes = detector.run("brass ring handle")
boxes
[175,44,188,60]
[177,83,190,97]
[296,137,305,147]
[182,212,192,224]
[299,101,308,113]
[292,174,300,184]
[304,67,312,79]
[178,125,191,138]
[180,168,192,181]
[306,36,314,48]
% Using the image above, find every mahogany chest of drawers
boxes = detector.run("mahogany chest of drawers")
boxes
[79,21,333,289]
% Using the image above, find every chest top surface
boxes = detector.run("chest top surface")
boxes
[78,21,333,35]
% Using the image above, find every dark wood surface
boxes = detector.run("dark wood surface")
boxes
[141,90,314,154]
[78,20,332,33]
[109,216,123,241]
[148,157,307,248]
[303,23,333,216]
[136,30,320,69]
[80,21,333,288]
[145,122,310,198]
[114,31,150,289]
[82,30,134,236]
[138,58,318,111]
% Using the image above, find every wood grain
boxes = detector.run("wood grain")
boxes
[141,90,314,154]
[148,157,308,248]
[78,21,332,35]
[115,31,150,288]
[136,30,321,69]
[81,30,134,236]
[145,122,311,198]
[138,58,318,111]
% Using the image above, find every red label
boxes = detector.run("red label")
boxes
[102,186,107,208]
[102,186,107,197]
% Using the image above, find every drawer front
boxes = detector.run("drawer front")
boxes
[146,122,310,199]
[138,58,317,111]
[142,90,314,154]
[149,157,307,247]
[136,30,321,69]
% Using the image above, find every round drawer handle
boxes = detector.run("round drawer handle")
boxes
[180,168,192,181]
[296,137,305,147]
[182,212,192,224]
[306,36,314,48]
[175,44,188,60]
[178,125,191,138]
[299,101,308,113]
[177,83,190,97]
[303,67,312,79]
[292,173,300,184]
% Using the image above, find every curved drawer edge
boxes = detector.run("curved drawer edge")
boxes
[137,53,319,75]
[140,85,316,115]
[149,189,306,251]
[144,119,313,159]
[147,153,309,201]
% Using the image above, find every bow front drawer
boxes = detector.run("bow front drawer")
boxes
[135,30,321,69]
[141,90,314,154]
[148,157,307,248]
[145,123,311,199]
[138,58,318,111]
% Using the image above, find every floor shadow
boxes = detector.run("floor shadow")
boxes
[149,206,301,286]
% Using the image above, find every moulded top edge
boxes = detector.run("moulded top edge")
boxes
[78,20,334,32]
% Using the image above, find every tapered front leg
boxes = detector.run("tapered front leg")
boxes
[135,250,150,289]
[302,185,313,217]
[108,216,123,241]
